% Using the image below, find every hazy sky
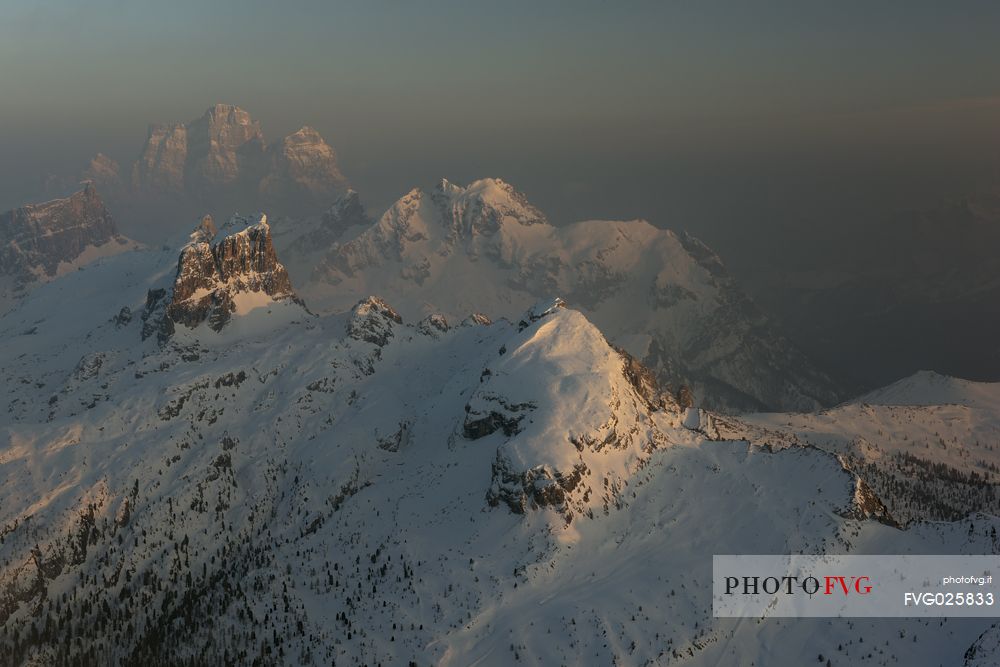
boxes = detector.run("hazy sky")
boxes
[3,0,1000,246]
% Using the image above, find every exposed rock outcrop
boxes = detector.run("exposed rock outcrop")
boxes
[432,177,547,240]
[0,184,131,288]
[417,313,449,337]
[488,459,588,515]
[346,296,403,346]
[617,346,680,412]
[142,213,300,337]
[844,472,900,528]
[464,394,536,440]
[461,313,492,327]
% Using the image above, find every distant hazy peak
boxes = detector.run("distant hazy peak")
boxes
[262,123,347,202]
[285,125,324,141]
[200,103,258,126]
[82,153,121,183]
[119,104,349,215]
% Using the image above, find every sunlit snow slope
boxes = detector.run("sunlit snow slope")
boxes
[0,227,998,666]
[275,178,840,413]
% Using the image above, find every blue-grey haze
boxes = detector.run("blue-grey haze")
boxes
[2,1,999,224]
[3,0,1000,388]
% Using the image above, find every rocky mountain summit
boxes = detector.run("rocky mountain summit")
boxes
[141,212,302,340]
[84,104,348,223]
[259,125,347,204]
[280,177,841,412]
[473,298,678,521]
[132,104,267,196]
[0,184,133,292]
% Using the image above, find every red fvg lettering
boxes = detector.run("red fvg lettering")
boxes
[721,574,873,596]
[823,576,872,595]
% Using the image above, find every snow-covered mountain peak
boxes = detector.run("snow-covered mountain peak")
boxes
[182,211,270,252]
[433,177,548,238]
[290,177,842,412]
[466,303,680,523]
[310,178,550,285]
[436,176,515,201]
[852,369,1000,409]
[216,211,268,238]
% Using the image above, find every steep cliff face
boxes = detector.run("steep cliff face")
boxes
[143,213,301,337]
[185,104,266,195]
[259,125,348,208]
[0,184,132,288]
[131,123,188,193]
[131,105,266,196]
[118,105,347,217]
